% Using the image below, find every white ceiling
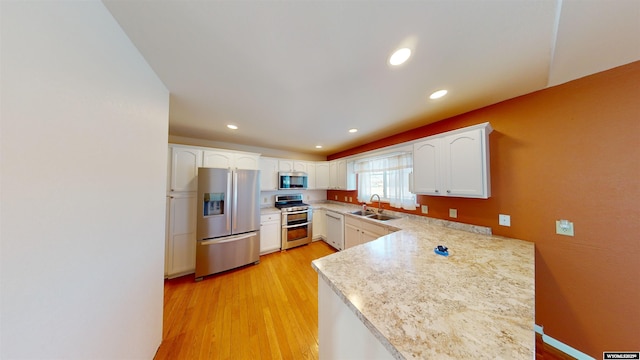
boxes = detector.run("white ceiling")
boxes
[103,0,639,156]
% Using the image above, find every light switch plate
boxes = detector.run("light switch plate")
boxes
[556,220,574,236]
[421,205,428,214]
[499,214,511,227]
[449,209,457,218]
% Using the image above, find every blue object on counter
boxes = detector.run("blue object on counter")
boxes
[434,245,449,256]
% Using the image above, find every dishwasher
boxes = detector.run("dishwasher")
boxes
[325,211,344,250]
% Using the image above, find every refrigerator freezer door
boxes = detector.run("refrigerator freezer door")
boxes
[197,168,232,240]
[194,231,260,280]
[232,169,261,234]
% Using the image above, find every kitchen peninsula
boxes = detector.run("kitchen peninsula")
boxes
[311,203,534,359]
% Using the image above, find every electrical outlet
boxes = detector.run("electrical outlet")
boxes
[349,197,353,202]
[344,196,348,201]
[334,195,338,200]
[263,197,268,203]
[499,214,511,227]
[421,205,428,214]
[449,209,457,218]
[556,220,574,236]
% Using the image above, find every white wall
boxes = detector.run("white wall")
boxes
[1,2,169,358]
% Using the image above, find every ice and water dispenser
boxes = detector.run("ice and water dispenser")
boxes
[203,193,224,216]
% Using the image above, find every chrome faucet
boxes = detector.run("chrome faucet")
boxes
[369,194,382,213]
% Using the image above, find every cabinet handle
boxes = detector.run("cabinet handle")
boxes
[447,190,451,193]
[435,190,439,193]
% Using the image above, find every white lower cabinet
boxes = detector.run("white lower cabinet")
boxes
[344,216,389,249]
[312,208,326,240]
[260,213,281,254]
[166,192,197,278]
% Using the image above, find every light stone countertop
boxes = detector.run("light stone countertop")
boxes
[260,206,281,215]
[311,202,534,360]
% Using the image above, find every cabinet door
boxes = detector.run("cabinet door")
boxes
[170,147,202,192]
[312,209,326,239]
[203,150,234,169]
[360,230,378,245]
[293,161,307,172]
[315,162,330,189]
[260,157,279,191]
[278,160,294,172]
[306,163,316,189]
[344,221,360,249]
[260,214,281,254]
[234,153,260,170]
[412,139,440,195]
[329,161,339,189]
[167,193,197,277]
[442,129,486,197]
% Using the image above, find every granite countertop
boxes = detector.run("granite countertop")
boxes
[311,202,534,360]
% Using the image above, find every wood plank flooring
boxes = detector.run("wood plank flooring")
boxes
[155,240,337,360]
[157,240,571,359]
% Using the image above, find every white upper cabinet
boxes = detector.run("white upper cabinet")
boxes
[170,146,202,192]
[233,152,260,170]
[260,157,280,191]
[278,160,294,172]
[315,162,330,189]
[305,162,316,189]
[329,159,355,190]
[412,139,440,195]
[413,123,492,198]
[203,149,260,170]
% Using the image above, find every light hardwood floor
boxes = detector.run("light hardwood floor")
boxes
[157,240,567,360]
[155,240,337,360]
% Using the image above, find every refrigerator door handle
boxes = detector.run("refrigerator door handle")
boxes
[226,171,232,232]
[232,171,238,231]
[199,232,258,246]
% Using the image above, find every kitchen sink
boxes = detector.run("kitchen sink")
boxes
[366,213,398,221]
[350,210,398,221]
[350,210,375,216]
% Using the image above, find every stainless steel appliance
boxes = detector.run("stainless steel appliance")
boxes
[279,172,308,190]
[195,167,260,280]
[275,194,312,250]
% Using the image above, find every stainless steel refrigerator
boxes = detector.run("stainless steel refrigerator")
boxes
[195,167,260,280]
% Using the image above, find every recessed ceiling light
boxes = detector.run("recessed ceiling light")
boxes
[429,90,448,99]
[389,48,411,66]
[227,124,238,130]
[348,128,358,133]
[315,145,323,149]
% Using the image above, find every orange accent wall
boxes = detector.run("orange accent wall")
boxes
[328,61,640,357]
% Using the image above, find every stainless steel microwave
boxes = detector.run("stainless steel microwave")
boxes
[279,172,308,190]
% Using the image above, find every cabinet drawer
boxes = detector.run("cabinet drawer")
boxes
[261,214,280,223]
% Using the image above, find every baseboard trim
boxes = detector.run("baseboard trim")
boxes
[535,324,595,360]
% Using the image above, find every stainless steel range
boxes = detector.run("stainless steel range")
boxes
[275,194,312,250]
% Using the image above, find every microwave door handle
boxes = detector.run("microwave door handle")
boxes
[283,221,312,229]
[226,171,232,232]
[232,171,238,231]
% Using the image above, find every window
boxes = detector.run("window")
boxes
[354,152,416,210]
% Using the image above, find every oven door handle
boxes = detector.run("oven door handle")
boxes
[283,209,311,215]
[282,221,312,229]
